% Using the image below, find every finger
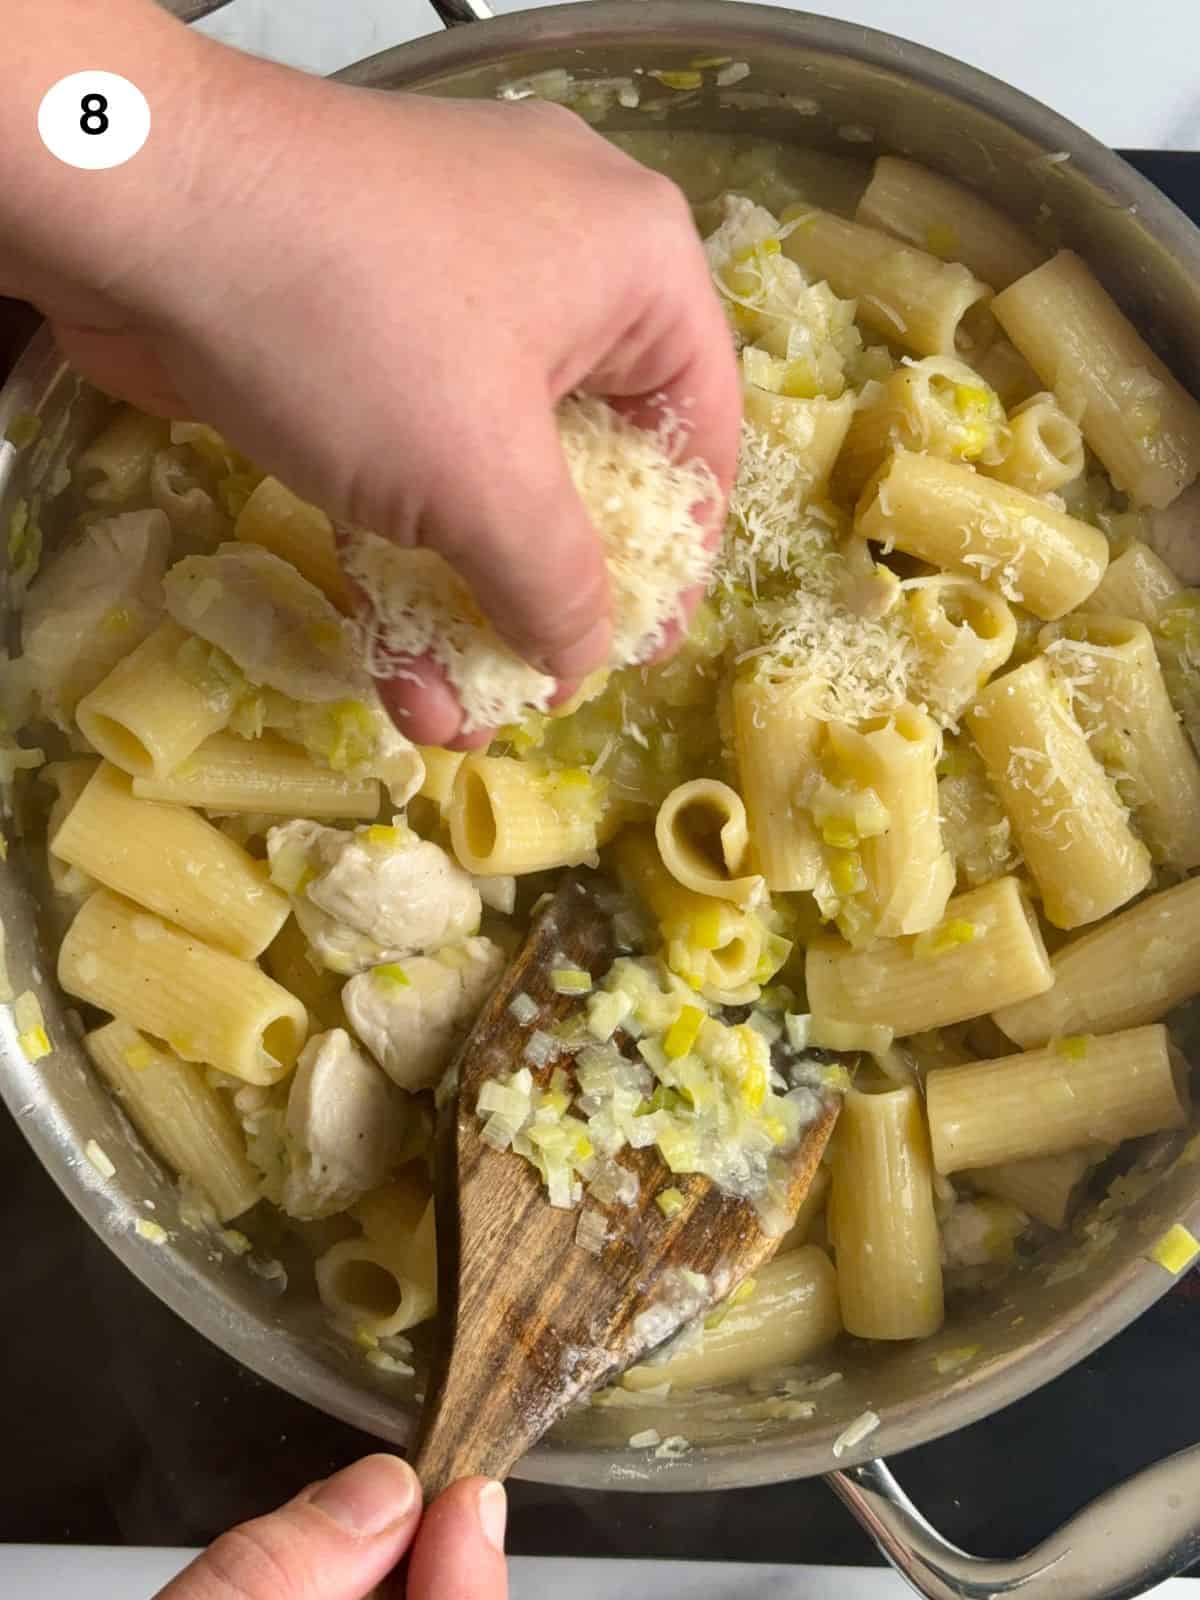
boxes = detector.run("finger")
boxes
[373,656,465,747]
[421,395,612,683]
[405,1477,508,1600]
[585,216,742,508]
[156,1454,421,1600]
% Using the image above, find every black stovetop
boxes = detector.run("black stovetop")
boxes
[2,149,1199,1569]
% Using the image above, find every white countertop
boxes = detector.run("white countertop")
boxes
[5,1548,1196,1598]
[196,0,1200,150]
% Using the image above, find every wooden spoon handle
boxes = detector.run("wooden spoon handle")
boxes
[409,1404,523,1501]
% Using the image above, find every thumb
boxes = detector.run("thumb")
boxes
[156,1454,421,1600]
[406,1477,509,1600]
[420,392,612,684]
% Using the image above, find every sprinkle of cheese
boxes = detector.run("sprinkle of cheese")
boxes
[1148,1224,1200,1275]
[344,396,715,732]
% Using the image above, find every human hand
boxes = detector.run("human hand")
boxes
[155,1454,507,1600]
[3,2,740,746]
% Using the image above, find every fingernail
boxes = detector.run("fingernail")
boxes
[478,1480,508,1553]
[546,617,610,680]
[312,1455,418,1536]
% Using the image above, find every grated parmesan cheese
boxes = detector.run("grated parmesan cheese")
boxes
[343,396,716,732]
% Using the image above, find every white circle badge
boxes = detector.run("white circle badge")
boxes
[38,72,151,172]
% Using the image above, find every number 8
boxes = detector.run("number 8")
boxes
[80,93,109,137]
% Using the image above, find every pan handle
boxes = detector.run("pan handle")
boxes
[428,0,497,28]
[162,0,235,20]
[829,1448,1200,1600]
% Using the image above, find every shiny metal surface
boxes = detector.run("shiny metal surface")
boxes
[428,0,498,28]
[3,7,1200,1558]
[161,0,233,20]
[832,1449,1200,1600]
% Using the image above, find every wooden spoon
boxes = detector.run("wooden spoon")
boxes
[411,873,842,1496]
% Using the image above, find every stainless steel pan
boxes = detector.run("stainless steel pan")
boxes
[4,4,1200,1594]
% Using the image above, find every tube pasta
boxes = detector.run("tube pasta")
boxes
[85,1018,260,1221]
[318,1175,437,1337]
[781,206,991,356]
[448,756,604,875]
[41,758,99,899]
[833,355,1008,501]
[967,658,1151,927]
[993,250,1200,509]
[856,452,1108,620]
[973,339,1042,411]
[76,620,239,779]
[613,827,764,998]
[993,876,1200,1047]
[970,1144,1110,1229]
[856,157,1044,291]
[263,915,346,1031]
[904,577,1017,722]
[1039,615,1200,869]
[58,890,308,1085]
[805,876,1052,1036]
[824,706,954,938]
[418,747,466,812]
[51,763,289,960]
[982,393,1084,496]
[831,1086,943,1340]
[927,1025,1189,1173]
[654,779,763,906]
[76,406,170,505]
[621,1246,841,1390]
[742,385,854,503]
[1078,539,1182,626]
[234,475,354,613]
[131,731,381,819]
[731,678,822,893]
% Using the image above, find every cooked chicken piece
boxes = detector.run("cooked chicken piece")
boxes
[1144,480,1200,584]
[267,819,481,975]
[283,1028,404,1219]
[22,509,170,725]
[163,542,370,702]
[343,937,506,1091]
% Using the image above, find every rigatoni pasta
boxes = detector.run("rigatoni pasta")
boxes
[234,475,354,613]
[927,1026,1189,1173]
[781,205,991,356]
[1039,615,1200,869]
[969,1145,1110,1230]
[85,1018,260,1221]
[966,658,1152,927]
[982,393,1084,496]
[731,678,822,892]
[822,706,954,937]
[831,1086,943,1340]
[448,755,605,875]
[856,157,1044,291]
[805,876,1052,1035]
[856,451,1108,620]
[654,779,763,906]
[621,1247,841,1390]
[76,619,240,779]
[52,762,290,958]
[993,876,1200,1047]
[993,249,1200,509]
[58,890,308,1085]
[131,731,381,819]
